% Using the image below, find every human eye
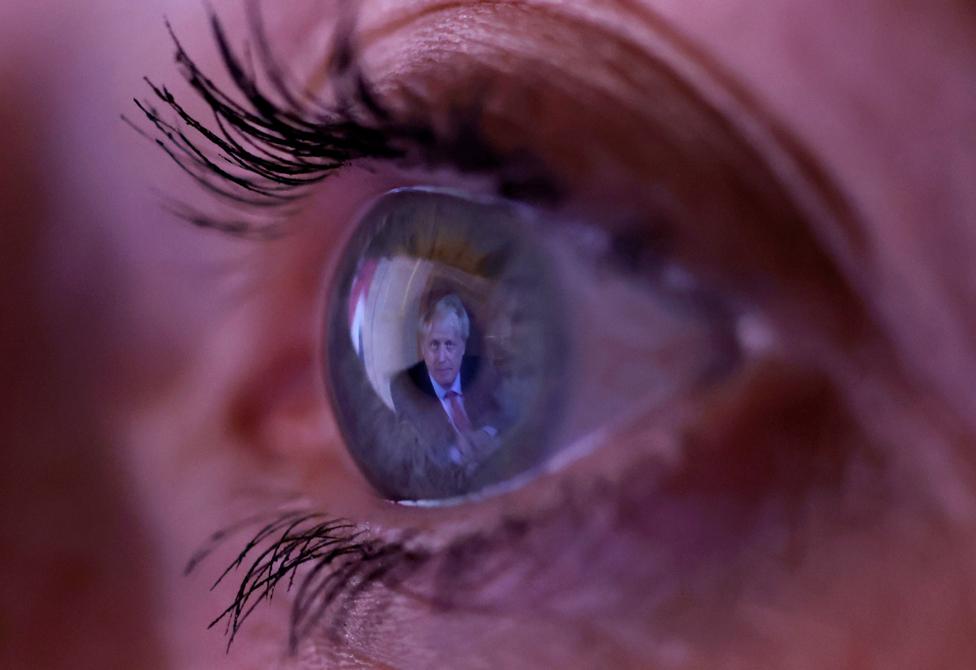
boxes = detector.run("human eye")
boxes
[127,2,974,668]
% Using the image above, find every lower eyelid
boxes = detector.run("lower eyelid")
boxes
[206,349,886,656]
[207,182,872,665]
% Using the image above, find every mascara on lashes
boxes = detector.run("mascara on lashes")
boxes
[127,7,562,239]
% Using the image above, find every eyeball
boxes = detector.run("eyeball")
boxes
[325,188,737,503]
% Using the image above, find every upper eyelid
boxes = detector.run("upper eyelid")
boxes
[134,3,868,332]
[349,2,872,318]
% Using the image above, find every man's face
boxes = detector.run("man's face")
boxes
[422,314,466,387]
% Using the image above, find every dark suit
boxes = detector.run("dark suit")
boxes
[388,356,504,497]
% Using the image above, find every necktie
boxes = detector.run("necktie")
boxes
[444,390,473,433]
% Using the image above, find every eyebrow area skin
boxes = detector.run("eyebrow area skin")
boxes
[1,0,976,669]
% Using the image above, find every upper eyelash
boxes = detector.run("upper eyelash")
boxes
[126,4,561,239]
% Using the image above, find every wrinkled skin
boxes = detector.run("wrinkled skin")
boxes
[1,1,975,669]
[421,315,466,389]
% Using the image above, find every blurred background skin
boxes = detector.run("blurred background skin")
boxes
[0,3,191,668]
[1,1,975,669]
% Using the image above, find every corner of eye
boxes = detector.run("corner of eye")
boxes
[226,347,341,466]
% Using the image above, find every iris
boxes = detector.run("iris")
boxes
[326,187,736,502]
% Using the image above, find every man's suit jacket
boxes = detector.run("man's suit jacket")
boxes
[389,356,501,452]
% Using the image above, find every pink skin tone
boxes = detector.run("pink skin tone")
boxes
[1,1,975,669]
[422,316,466,388]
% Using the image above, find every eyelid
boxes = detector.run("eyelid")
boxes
[360,0,866,234]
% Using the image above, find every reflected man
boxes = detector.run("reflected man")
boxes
[390,294,504,492]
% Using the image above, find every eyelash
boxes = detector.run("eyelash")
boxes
[127,5,560,239]
[188,511,405,652]
[190,496,570,653]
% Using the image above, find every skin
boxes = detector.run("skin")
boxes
[421,314,467,388]
[1,0,974,669]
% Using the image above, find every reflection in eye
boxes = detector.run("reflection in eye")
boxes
[327,187,739,502]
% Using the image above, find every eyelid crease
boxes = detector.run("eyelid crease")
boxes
[356,0,868,265]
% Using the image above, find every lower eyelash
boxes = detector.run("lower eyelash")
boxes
[192,469,633,655]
